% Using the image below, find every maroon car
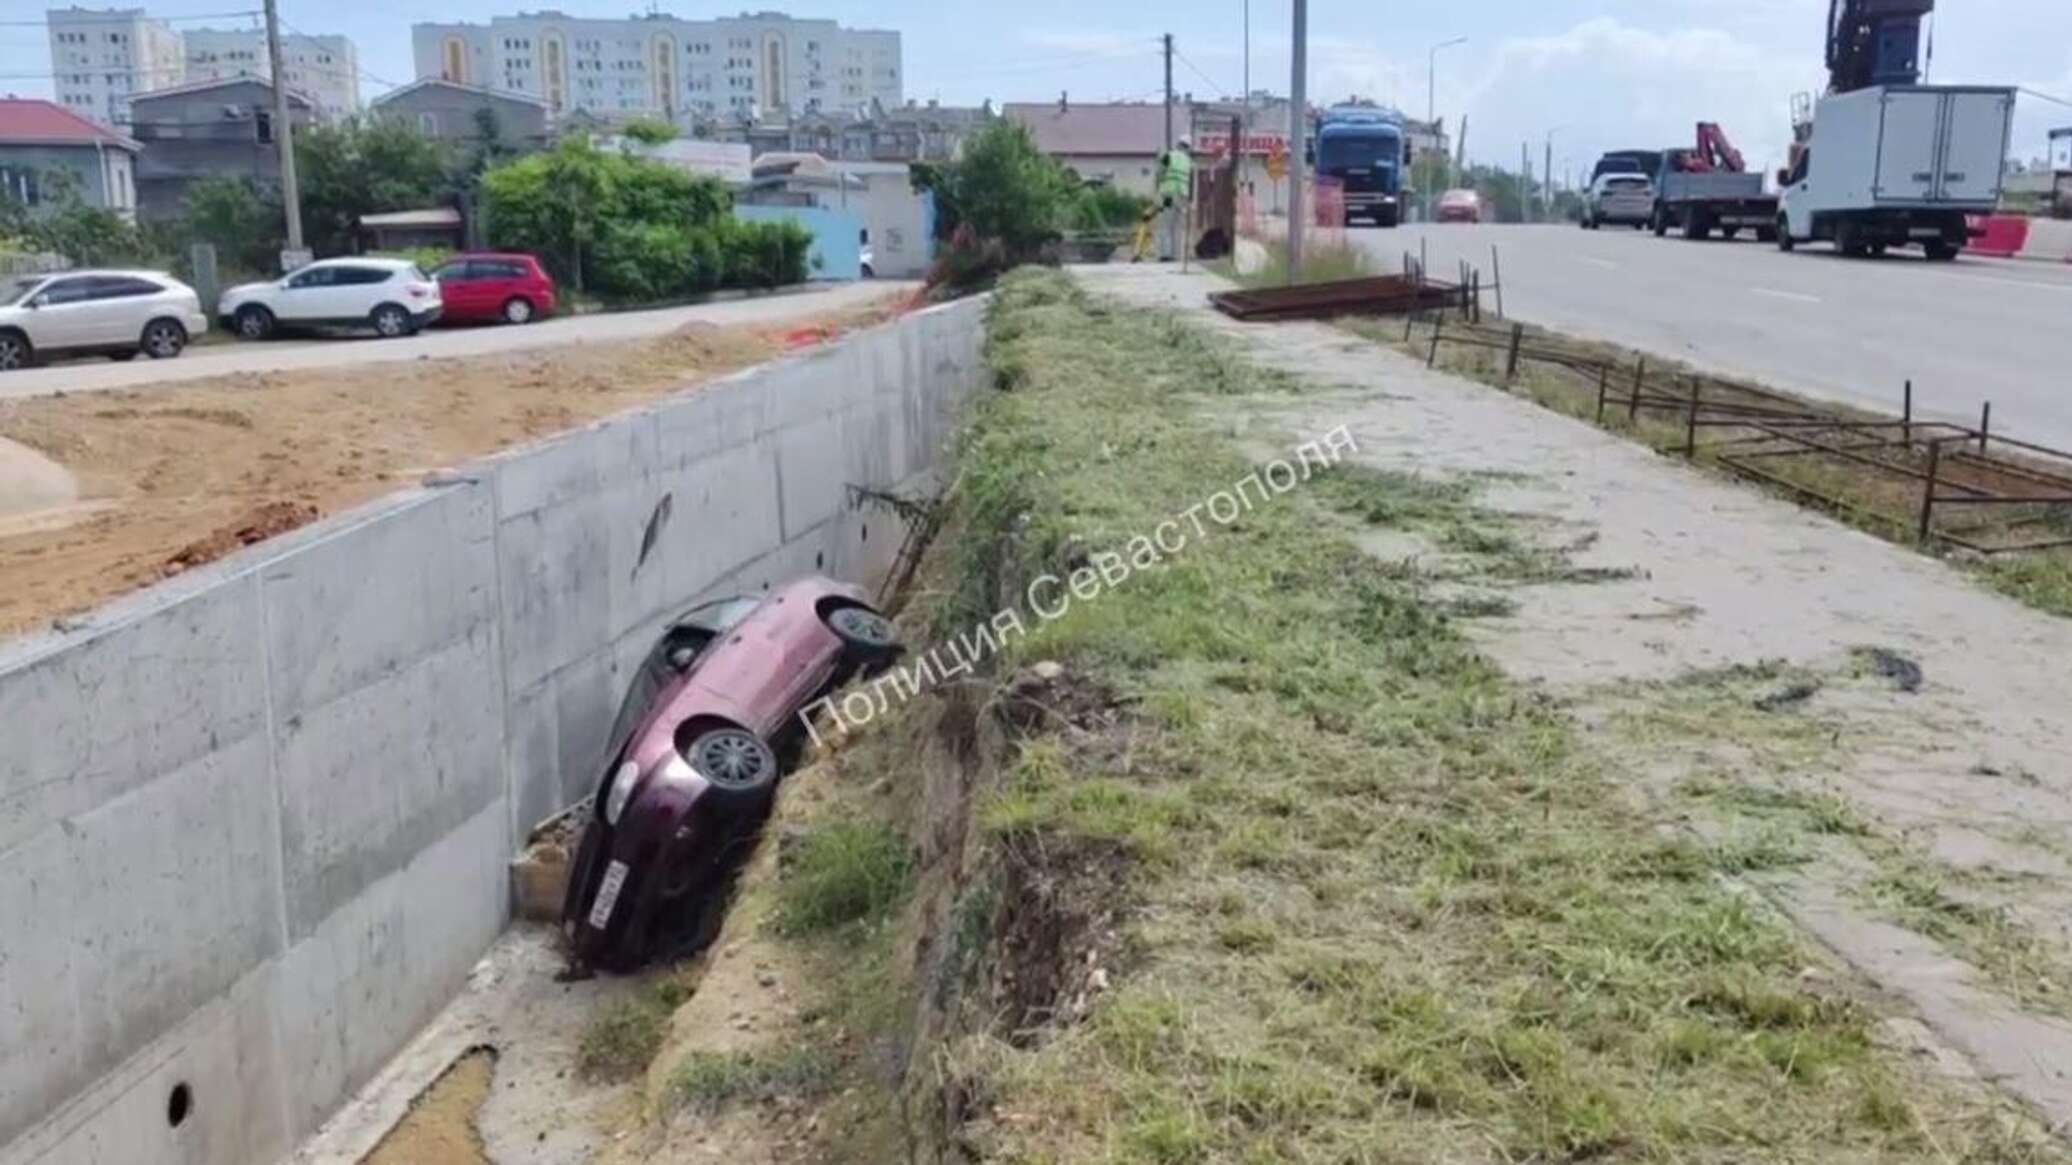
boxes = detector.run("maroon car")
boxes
[562,576,900,971]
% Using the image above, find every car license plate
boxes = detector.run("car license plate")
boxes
[587,860,630,930]
[1909,228,1942,238]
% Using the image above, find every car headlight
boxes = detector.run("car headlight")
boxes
[603,761,640,826]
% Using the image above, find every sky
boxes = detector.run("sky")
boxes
[4,0,2068,181]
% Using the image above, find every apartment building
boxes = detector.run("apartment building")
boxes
[182,27,360,122]
[44,8,359,127]
[411,10,899,124]
[44,7,183,128]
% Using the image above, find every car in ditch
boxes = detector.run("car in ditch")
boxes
[561,576,902,972]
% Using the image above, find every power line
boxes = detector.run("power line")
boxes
[1171,46,1228,99]
[2020,87,2072,110]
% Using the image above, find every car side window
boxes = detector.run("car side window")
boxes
[89,276,162,299]
[432,262,469,283]
[286,267,334,289]
[491,260,528,279]
[331,266,394,286]
[38,277,102,305]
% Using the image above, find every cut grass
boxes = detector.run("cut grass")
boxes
[1223,233,1379,288]
[897,268,2063,1161]
[667,1045,837,1114]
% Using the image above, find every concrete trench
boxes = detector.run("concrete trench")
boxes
[0,297,987,1165]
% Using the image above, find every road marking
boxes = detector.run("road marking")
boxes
[1583,257,1620,269]
[1752,288,1822,304]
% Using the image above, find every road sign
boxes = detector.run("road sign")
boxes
[1265,150,1288,181]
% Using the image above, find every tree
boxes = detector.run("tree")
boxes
[619,117,677,147]
[2,169,153,266]
[180,175,283,277]
[912,120,1070,262]
[479,136,731,297]
[294,119,454,256]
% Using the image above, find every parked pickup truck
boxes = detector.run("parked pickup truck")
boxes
[1651,164,1779,242]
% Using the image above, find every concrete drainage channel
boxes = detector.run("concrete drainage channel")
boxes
[0,297,985,1165]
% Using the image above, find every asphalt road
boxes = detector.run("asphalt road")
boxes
[0,279,918,401]
[1350,223,2072,451]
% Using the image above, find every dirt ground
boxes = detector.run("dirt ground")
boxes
[1082,264,2072,1136]
[0,293,905,639]
[359,1049,495,1165]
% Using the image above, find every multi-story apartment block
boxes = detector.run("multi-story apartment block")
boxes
[412,10,899,124]
[183,28,360,122]
[44,7,183,128]
[45,8,359,127]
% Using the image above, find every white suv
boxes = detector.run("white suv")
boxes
[219,257,442,341]
[0,270,208,371]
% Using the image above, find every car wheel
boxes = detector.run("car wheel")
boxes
[370,303,411,338]
[501,296,535,325]
[1721,227,1740,241]
[141,318,187,359]
[824,603,902,664]
[234,305,275,340]
[1651,210,1669,238]
[1776,218,1795,252]
[683,727,778,811]
[1924,240,1958,262]
[0,330,33,371]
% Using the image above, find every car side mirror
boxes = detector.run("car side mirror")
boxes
[23,296,42,310]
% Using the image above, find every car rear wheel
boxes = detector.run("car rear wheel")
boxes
[141,318,187,359]
[684,727,778,812]
[824,603,902,664]
[501,297,535,325]
[1776,218,1795,251]
[234,305,275,340]
[0,331,35,370]
[370,303,411,338]
[1923,240,1958,262]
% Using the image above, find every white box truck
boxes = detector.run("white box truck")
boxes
[1776,84,2014,260]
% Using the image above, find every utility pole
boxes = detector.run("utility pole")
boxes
[264,0,304,264]
[1287,0,1307,283]
[1543,136,1553,222]
[1520,141,1531,224]
[1162,33,1174,150]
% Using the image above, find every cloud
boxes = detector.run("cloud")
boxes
[1018,29,1156,60]
[1456,17,1820,177]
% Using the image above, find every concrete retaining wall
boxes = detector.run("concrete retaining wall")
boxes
[0,294,986,1165]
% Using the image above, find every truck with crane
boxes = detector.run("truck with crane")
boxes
[1649,122,1780,241]
[1312,104,1410,227]
[1776,0,2015,259]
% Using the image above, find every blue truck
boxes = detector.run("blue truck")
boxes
[1314,105,1410,227]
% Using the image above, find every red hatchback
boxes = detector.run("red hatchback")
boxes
[430,252,556,325]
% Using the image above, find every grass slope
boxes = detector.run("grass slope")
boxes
[899,269,2057,1163]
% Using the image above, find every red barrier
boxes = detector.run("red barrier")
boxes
[1967,214,2030,258]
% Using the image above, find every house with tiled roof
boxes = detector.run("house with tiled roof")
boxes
[1004,97,1167,196]
[0,97,141,219]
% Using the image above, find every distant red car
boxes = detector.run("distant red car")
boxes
[429,252,556,325]
[1436,189,1484,224]
[562,577,902,972]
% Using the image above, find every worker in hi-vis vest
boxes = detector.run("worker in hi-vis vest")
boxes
[1155,137,1195,262]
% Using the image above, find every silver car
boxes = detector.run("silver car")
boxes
[1582,172,1656,230]
[0,269,208,371]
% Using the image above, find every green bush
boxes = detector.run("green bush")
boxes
[773,821,913,935]
[481,136,758,302]
[721,218,813,289]
[1065,183,1149,232]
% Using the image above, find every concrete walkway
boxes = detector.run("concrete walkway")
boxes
[0,280,919,402]
[1078,262,2072,1133]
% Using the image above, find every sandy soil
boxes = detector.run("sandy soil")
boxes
[359,1049,495,1165]
[0,294,904,639]
[1079,264,2072,1134]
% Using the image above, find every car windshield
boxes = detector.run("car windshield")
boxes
[0,276,44,307]
[1319,136,1399,168]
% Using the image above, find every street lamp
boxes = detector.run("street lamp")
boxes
[1424,36,1466,222]
[1542,125,1565,222]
